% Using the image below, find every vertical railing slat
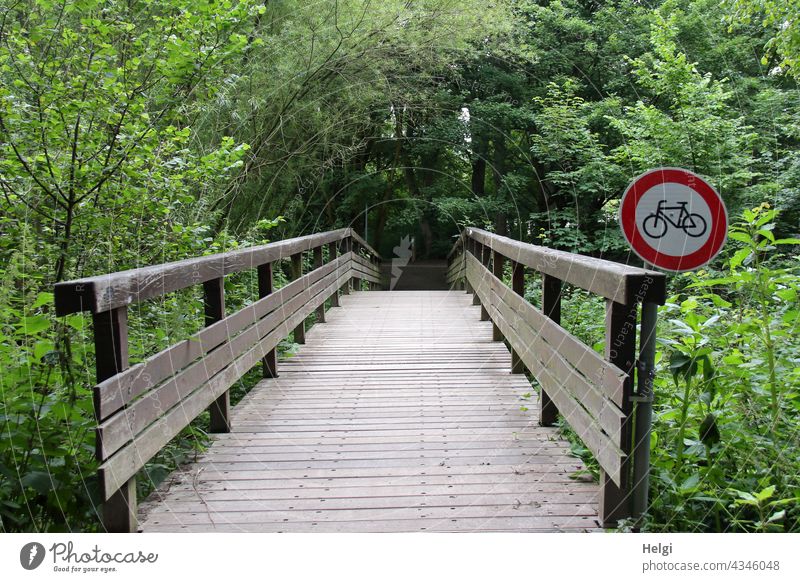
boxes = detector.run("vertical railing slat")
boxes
[204,277,231,433]
[491,249,504,342]
[327,242,340,306]
[339,238,351,295]
[539,274,562,426]
[313,246,326,323]
[290,252,306,344]
[351,242,361,291]
[258,262,278,378]
[510,260,525,374]
[475,242,485,309]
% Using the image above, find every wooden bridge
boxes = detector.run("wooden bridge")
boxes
[54,228,666,533]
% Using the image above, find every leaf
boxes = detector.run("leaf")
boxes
[699,413,720,446]
[670,352,698,382]
[668,319,695,336]
[681,297,699,311]
[774,238,800,245]
[65,314,86,331]
[679,473,700,492]
[767,510,786,523]
[755,228,775,242]
[722,351,744,365]
[33,341,55,361]
[687,276,738,288]
[19,316,50,335]
[729,248,750,269]
[755,211,777,227]
[707,294,732,308]
[21,471,53,495]
[31,292,54,309]
[728,232,751,244]
[782,310,799,324]
[733,490,757,504]
[755,485,776,502]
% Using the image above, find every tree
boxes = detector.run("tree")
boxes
[730,0,800,77]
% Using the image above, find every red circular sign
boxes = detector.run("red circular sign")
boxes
[619,168,727,272]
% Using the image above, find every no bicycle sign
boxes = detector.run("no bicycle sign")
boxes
[619,167,728,272]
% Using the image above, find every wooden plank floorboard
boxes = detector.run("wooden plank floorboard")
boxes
[139,290,601,532]
[153,485,598,502]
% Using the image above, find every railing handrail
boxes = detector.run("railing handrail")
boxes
[349,229,383,262]
[462,227,666,305]
[55,228,381,316]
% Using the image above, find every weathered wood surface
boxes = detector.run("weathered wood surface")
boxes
[54,229,354,316]
[94,254,353,423]
[445,252,465,285]
[465,253,627,486]
[462,228,666,305]
[139,291,600,532]
[96,264,352,499]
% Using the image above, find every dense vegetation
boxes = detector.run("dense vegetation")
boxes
[0,0,797,532]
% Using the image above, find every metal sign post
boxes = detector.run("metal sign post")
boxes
[620,168,728,528]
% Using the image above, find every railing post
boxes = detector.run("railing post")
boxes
[258,262,278,378]
[367,252,374,291]
[540,275,562,426]
[339,238,351,295]
[600,299,639,527]
[491,249,504,341]
[351,241,361,292]
[478,244,490,313]
[327,242,340,306]
[290,252,306,343]
[464,240,473,293]
[464,237,474,294]
[474,242,486,312]
[93,306,136,533]
[372,255,382,290]
[510,261,525,374]
[313,246,326,323]
[204,277,231,433]
[460,241,467,290]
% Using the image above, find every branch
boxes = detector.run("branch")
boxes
[0,113,67,210]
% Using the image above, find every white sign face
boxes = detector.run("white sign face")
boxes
[633,183,713,257]
[620,168,728,272]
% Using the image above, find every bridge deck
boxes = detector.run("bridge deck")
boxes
[139,290,601,532]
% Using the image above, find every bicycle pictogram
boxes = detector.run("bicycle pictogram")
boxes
[642,200,707,239]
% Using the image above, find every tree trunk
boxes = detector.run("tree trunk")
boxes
[492,136,508,236]
[495,212,508,237]
[471,136,487,197]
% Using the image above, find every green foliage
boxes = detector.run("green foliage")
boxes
[559,206,800,532]
[609,9,757,202]
[0,0,269,532]
[729,0,800,77]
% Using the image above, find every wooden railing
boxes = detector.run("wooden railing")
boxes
[447,228,666,527]
[54,228,382,532]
